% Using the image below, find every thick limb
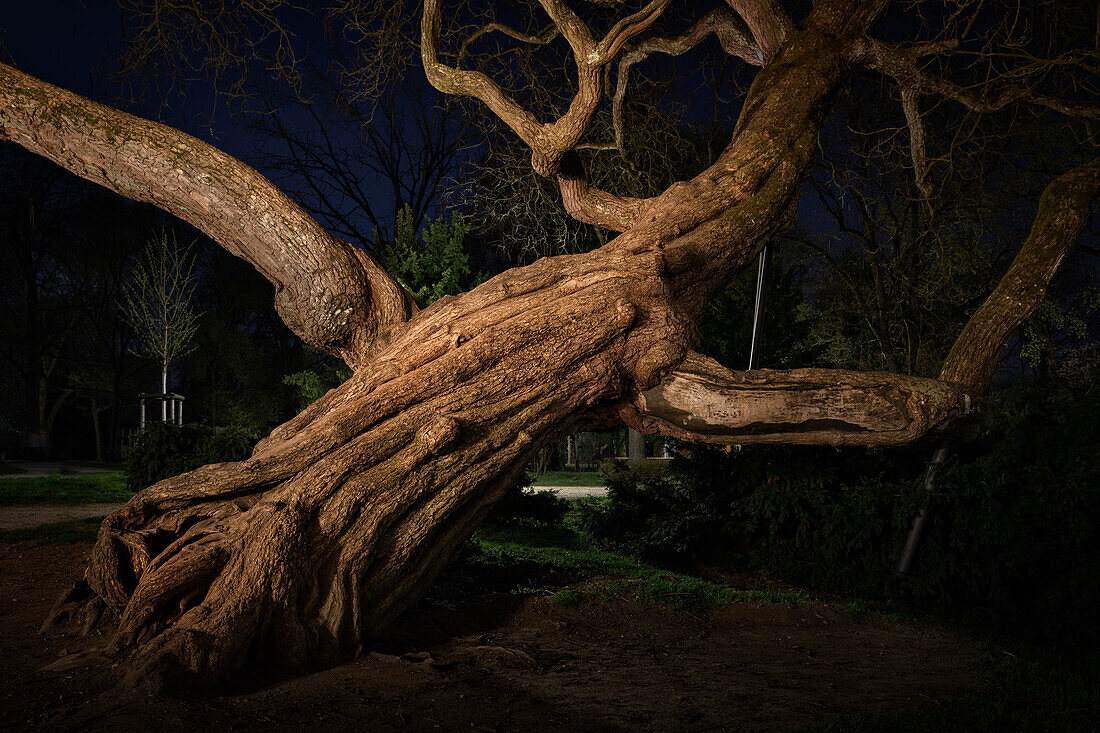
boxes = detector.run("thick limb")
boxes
[939,157,1100,395]
[0,63,413,366]
[44,250,672,690]
[627,352,971,446]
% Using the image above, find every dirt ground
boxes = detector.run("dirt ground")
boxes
[0,505,125,530]
[0,542,982,732]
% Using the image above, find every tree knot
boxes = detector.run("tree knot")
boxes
[419,416,460,454]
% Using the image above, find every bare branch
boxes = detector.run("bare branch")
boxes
[596,0,675,64]
[458,22,560,66]
[859,39,1100,119]
[422,0,665,226]
[534,0,597,56]
[612,6,759,151]
[626,352,971,446]
[899,86,934,202]
[940,157,1100,395]
[0,62,414,368]
[421,1,545,151]
[556,151,647,231]
[723,0,793,62]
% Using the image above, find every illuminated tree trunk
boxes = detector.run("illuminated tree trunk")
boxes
[1,0,1093,691]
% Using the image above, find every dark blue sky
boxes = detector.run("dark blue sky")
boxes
[2,2,265,162]
[3,2,119,98]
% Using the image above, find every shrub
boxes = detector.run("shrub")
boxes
[578,381,1100,653]
[487,474,571,526]
[126,422,256,492]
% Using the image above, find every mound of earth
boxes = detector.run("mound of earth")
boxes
[0,543,979,731]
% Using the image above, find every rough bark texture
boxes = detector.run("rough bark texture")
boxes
[629,352,971,446]
[0,62,414,368]
[939,158,1100,394]
[0,0,1090,692]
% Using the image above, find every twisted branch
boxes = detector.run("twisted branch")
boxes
[421,0,670,229]
[0,62,414,368]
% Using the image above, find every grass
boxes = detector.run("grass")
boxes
[474,507,1098,731]
[471,510,810,614]
[529,470,605,487]
[0,472,131,505]
[0,516,103,544]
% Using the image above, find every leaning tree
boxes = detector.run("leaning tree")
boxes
[1,0,1097,690]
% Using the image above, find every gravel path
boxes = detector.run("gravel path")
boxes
[0,486,606,532]
[0,504,124,530]
[529,485,608,499]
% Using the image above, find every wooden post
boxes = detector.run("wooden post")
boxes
[897,439,952,574]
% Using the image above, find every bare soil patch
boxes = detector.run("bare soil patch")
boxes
[0,505,125,530]
[0,543,980,731]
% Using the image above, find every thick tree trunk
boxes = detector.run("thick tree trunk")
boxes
[8,0,1090,693]
[47,251,684,690]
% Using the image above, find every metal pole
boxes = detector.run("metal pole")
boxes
[177,399,183,426]
[748,245,770,370]
[897,439,952,575]
[139,398,145,431]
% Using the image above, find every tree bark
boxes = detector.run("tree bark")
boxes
[4,0,1086,692]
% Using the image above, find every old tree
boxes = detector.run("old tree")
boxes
[1,0,1097,689]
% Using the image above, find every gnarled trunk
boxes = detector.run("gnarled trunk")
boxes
[47,252,690,689]
[7,0,1094,692]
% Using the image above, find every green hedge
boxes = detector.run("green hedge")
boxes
[126,422,256,492]
[578,382,1100,653]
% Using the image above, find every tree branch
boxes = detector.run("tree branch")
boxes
[0,64,416,368]
[555,151,648,231]
[626,351,971,446]
[939,157,1100,395]
[723,0,793,62]
[457,22,560,66]
[612,6,760,151]
[859,39,1100,119]
[422,0,668,229]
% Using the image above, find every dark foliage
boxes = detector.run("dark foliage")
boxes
[486,474,571,527]
[125,422,256,492]
[578,382,1100,653]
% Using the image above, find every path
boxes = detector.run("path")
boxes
[0,504,124,530]
[530,485,607,499]
[0,486,605,532]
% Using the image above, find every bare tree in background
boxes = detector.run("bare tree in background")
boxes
[121,229,201,421]
[0,0,1095,690]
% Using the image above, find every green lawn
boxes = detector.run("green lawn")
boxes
[471,509,811,614]
[529,470,605,487]
[0,472,131,505]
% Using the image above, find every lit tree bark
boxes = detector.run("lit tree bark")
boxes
[0,0,1092,691]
